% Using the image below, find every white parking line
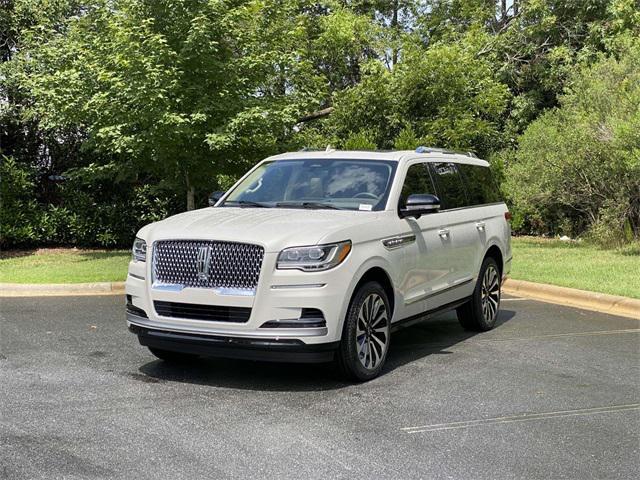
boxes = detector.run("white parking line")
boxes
[478,329,640,343]
[401,404,640,434]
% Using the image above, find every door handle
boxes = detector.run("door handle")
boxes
[475,222,486,230]
[438,229,450,238]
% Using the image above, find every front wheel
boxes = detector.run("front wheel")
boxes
[457,257,501,331]
[337,281,391,381]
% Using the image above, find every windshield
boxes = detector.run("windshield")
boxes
[222,159,397,211]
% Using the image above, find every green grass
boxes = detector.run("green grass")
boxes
[510,237,640,299]
[1,239,639,299]
[0,249,130,284]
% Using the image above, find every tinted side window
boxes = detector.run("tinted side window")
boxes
[430,162,467,209]
[400,163,436,205]
[457,164,502,205]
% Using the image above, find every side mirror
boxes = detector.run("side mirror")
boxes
[400,194,440,219]
[208,191,224,207]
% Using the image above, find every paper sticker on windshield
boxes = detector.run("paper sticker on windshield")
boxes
[359,204,373,211]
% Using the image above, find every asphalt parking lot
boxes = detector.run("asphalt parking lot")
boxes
[1,294,638,479]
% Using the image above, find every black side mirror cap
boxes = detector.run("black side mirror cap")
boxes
[208,191,224,207]
[399,193,441,219]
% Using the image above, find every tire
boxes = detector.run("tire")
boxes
[457,257,501,332]
[148,347,198,363]
[337,281,391,381]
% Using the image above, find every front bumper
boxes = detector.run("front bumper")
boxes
[129,316,338,363]
[126,250,356,345]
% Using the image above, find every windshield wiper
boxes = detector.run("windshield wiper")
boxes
[275,201,344,210]
[223,200,271,208]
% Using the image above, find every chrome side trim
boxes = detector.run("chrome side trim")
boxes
[270,283,326,290]
[128,273,145,281]
[382,234,416,250]
[126,312,327,338]
[405,278,474,305]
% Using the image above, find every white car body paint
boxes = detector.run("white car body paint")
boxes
[126,150,512,351]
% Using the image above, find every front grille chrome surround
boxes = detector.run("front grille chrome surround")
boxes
[152,240,264,293]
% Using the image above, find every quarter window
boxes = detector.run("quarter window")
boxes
[457,164,502,205]
[400,163,436,205]
[430,162,467,210]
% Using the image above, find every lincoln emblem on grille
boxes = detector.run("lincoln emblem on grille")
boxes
[196,245,212,281]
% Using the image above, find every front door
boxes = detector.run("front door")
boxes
[393,161,452,317]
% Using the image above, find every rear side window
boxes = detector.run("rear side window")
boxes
[400,163,436,204]
[429,162,467,210]
[457,164,502,205]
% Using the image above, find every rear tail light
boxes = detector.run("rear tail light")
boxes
[504,211,512,221]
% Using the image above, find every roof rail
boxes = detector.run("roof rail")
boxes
[415,146,478,158]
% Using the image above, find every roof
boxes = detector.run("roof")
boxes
[265,149,490,166]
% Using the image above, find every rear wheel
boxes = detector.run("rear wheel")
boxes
[457,257,501,331]
[337,281,391,381]
[148,347,198,363]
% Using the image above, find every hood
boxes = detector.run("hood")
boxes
[139,207,382,253]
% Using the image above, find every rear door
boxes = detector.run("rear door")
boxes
[427,161,478,302]
[457,162,506,273]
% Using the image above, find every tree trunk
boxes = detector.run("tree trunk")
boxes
[187,187,195,211]
[185,173,195,211]
[391,0,399,66]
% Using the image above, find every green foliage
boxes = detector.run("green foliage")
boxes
[307,29,511,156]
[0,156,42,245]
[0,157,179,248]
[322,61,396,148]
[392,30,510,155]
[505,35,640,244]
[313,6,379,90]
[16,0,327,208]
[342,130,377,150]
[3,0,640,249]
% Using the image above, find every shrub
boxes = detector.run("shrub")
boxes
[0,156,42,247]
[0,158,180,248]
[504,36,640,243]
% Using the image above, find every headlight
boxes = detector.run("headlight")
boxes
[132,238,147,262]
[277,241,351,271]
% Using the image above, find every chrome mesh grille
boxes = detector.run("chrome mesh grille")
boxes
[152,240,264,291]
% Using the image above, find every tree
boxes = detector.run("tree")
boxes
[392,28,510,155]
[1,0,84,168]
[302,28,511,156]
[16,0,329,209]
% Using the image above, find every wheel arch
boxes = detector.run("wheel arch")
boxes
[352,267,395,317]
[338,260,397,339]
[483,243,504,277]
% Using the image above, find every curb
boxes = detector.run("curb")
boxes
[1,279,638,320]
[503,279,640,320]
[0,282,125,297]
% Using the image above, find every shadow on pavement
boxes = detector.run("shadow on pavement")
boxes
[138,309,516,392]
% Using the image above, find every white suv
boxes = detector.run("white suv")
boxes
[126,148,512,380]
